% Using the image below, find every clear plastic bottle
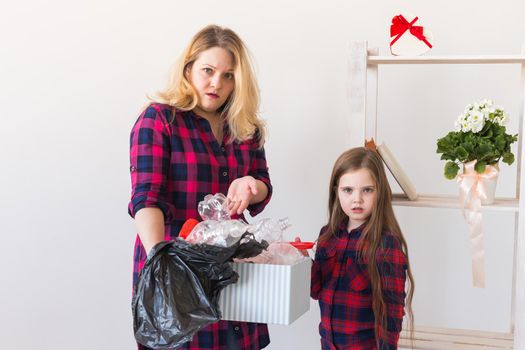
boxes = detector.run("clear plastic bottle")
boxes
[185,220,248,247]
[198,193,230,221]
[247,217,290,243]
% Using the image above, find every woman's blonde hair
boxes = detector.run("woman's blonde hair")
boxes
[154,24,265,145]
[321,147,415,348]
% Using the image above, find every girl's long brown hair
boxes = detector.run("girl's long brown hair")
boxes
[321,147,414,348]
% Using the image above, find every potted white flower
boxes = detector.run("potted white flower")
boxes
[436,99,517,204]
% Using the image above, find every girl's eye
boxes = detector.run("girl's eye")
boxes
[342,187,352,193]
[363,187,374,193]
[224,72,234,80]
[203,67,213,74]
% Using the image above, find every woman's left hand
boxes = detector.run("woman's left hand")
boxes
[227,176,258,215]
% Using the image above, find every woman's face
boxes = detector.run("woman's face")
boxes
[188,46,235,119]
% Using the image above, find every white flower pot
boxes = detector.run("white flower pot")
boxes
[462,161,499,205]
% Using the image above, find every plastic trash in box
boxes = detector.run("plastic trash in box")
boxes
[185,193,291,247]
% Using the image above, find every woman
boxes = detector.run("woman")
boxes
[128,25,272,350]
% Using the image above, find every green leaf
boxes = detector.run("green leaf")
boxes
[476,143,492,160]
[436,133,459,153]
[492,124,504,136]
[494,135,506,150]
[461,141,474,154]
[481,121,492,133]
[481,129,493,139]
[508,133,518,144]
[440,153,457,161]
[436,139,449,153]
[444,161,460,179]
[502,152,515,165]
[455,146,468,160]
[475,161,487,174]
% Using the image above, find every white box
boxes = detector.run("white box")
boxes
[218,258,311,325]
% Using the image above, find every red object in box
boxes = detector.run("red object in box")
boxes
[289,241,315,250]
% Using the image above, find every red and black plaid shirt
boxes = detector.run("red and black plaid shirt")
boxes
[311,221,407,350]
[128,103,272,350]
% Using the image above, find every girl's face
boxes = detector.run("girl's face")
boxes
[188,46,235,119]
[337,168,377,231]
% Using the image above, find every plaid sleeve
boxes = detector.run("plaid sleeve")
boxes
[128,105,175,222]
[247,145,273,217]
[377,234,407,349]
[310,227,327,300]
[310,255,321,300]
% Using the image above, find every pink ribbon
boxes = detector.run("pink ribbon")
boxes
[457,161,499,288]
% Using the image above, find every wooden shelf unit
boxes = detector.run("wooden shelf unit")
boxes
[348,41,525,350]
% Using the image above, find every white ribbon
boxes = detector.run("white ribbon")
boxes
[457,161,499,288]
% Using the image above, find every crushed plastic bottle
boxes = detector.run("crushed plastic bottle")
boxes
[184,193,291,247]
[198,193,230,221]
[185,220,247,247]
[246,217,290,244]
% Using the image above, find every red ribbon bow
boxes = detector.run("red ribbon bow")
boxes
[390,15,432,48]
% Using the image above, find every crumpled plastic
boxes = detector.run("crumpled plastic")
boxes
[237,241,307,265]
[132,232,268,349]
[186,193,290,247]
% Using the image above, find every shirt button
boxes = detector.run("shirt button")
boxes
[130,165,137,172]
[222,171,228,177]
[234,326,240,331]
[221,146,225,152]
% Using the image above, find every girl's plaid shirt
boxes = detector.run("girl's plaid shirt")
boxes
[311,222,407,350]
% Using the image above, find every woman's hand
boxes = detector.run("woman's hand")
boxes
[227,176,259,215]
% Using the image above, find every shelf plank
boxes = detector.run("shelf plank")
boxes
[367,55,525,65]
[399,326,514,349]
[392,193,519,212]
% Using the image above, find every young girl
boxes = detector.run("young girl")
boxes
[311,147,414,350]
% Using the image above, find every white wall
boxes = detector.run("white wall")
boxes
[1,0,524,348]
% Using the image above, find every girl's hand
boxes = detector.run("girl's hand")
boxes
[294,236,310,257]
[227,176,258,215]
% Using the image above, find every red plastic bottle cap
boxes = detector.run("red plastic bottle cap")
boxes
[179,218,200,239]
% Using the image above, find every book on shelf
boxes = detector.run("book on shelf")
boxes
[365,139,418,200]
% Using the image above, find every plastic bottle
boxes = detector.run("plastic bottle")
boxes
[246,217,290,243]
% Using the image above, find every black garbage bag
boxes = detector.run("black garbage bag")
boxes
[132,232,268,349]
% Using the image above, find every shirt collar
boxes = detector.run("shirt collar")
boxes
[339,218,367,235]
